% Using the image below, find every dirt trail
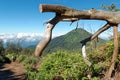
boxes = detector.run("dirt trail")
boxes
[0,62,25,80]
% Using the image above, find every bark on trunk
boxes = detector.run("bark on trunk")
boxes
[40,4,120,24]
[105,25,119,79]
[35,16,61,57]
[80,23,111,66]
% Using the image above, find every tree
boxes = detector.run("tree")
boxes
[0,40,4,55]
[5,42,18,54]
[101,3,120,11]
[35,4,120,79]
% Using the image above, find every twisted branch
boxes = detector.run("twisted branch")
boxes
[35,16,61,57]
[80,23,111,66]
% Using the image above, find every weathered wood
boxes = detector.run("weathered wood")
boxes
[40,4,120,24]
[80,23,111,67]
[105,25,119,79]
[35,16,61,57]
[40,4,72,13]
[36,4,119,79]
[81,23,111,44]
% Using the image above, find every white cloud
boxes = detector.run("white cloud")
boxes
[0,32,65,45]
[0,33,43,44]
[99,32,112,40]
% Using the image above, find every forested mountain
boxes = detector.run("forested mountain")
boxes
[44,28,106,53]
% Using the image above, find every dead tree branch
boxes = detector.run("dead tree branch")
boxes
[36,4,119,79]
[35,16,62,57]
[80,23,111,66]
[40,4,120,24]
[105,24,119,79]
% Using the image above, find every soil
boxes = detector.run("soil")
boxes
[0,62,25,80]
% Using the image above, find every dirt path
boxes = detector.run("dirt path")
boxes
[0,62,25,80]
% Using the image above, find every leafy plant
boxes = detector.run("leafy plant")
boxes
[3,34,120,80]
[38,50,90,80]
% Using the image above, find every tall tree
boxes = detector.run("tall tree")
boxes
[0,40,4,55]
[5,43,18,54]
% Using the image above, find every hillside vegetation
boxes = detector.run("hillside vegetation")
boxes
[44,28,105,53]
[0,30,120,80]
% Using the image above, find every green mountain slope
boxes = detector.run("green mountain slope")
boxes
[44,28,105,53]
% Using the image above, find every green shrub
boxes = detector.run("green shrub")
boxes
[38,50,89,80]
[0,54,11,63]
[4,35,120,80]
[0,55,6,62]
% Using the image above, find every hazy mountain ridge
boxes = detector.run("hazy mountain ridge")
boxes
[0,28,106,49]
[0,33,42,48]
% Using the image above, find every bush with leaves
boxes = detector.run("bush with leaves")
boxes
[88,34,120,78]
[4,34,120,80]
[34,50,97,80]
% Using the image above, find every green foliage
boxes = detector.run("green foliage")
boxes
[105,41,114,56]
[92,77,99,80]
[25,49,111,80]
[0,40,10,63]
[0,40,4,54]
[20,50,91,80]
[45,28,105,53]
[88,34,120,78]
[6,52,40,80]
[5,43,18,54]
[2,34,120,80]
[20,48,34,55]
[101,3,120,11]
[103,35,120,58]
[4,48,103,79]
[38,51,91,80]
[0,54,11,63]
[0,55,7,62]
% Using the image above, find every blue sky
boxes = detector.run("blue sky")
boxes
[0,0,120,38]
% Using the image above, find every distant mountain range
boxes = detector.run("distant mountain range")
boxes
[0,33,42,48]
[44,28,106,53]
[0,28,106,50]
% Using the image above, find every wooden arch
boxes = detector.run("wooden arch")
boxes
[35,4,119,79]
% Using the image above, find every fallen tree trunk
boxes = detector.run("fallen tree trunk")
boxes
[40,4,120,24]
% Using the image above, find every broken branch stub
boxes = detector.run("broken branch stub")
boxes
[40,4,71,14]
